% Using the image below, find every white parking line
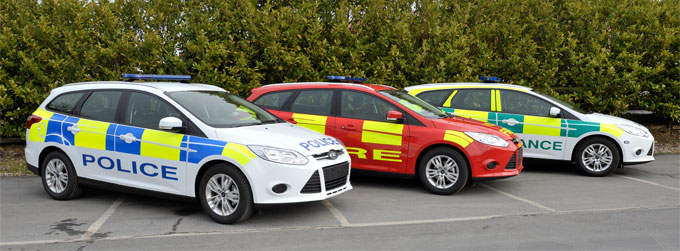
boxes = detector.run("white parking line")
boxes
[1,205,677,247]
[616,175,680,191]
[479,183,557,212]
[79,196,126,240]
[322,200,351,226]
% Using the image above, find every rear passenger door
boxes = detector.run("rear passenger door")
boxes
[444,89,498,124]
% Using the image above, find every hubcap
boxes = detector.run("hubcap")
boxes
[205,174,239,216]
[45,158,68,193]
[425,155,459,190]
[581,143,613,172]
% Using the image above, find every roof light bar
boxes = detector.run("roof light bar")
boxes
[479,76,501,83]
[327,76,367,83]
[121,74,192,81]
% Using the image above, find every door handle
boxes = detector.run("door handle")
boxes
[287,118,297,124]
[341,124,356,131]
[66,125,80,134]
[119,133,137,144]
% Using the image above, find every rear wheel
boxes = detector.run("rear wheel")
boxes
[41,151,81,200]
[574,138,620,177]
[418,147,469,195]
[198,163,253,224]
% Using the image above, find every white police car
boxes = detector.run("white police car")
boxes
[406,77,655,176]
[25,74,351,224]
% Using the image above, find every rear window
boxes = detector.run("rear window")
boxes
[46,92,85,114]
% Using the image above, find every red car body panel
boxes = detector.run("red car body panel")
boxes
[249,82,523,179]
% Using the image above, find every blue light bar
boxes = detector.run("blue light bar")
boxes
[327,76,367,83]
[121,74,192,81]
[479,76,501,83]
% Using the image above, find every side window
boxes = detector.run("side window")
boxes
[290,90,333,116]
[501,90,554,117]
[46,92,85,114]
[340,91,396,122]
[126,92,182,129]
[450,89,491,111]
[254,91,293,110]
[416,90,452,107]
[79,91,122,122]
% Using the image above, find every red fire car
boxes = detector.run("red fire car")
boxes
[248,76,523,194]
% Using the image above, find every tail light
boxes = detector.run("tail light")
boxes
[26,115,42,129]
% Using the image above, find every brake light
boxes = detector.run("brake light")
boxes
[26,115,42,129]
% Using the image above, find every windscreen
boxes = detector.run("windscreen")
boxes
[379,90,448,119]
[167,91,281,128]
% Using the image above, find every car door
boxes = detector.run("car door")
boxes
[496,90,566,160]
[111,91,189,195]
[440,89,498,124]
[252,90,295,121]
[280,89,336,135]
[333,90,409,173]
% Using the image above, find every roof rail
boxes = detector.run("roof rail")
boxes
[121,74,192,82]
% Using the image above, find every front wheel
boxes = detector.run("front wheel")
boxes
[198,164,254,224]
[574,138,620,177]
[41,151,81,200]
[418,147,469,195]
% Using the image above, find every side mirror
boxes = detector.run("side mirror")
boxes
[386,110,403,122]
[549,107,561,118]
[159,117,185,131]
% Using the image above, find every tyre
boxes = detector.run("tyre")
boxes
[198,163,254,224]
[418,147,469,195]
[41,151,82,200]
[574,137,620,177]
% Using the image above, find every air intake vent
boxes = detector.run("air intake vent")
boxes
[300,171,321,194]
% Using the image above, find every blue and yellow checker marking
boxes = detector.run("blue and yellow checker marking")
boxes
[28,110,257,166]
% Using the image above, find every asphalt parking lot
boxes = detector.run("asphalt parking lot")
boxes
[1,154,678,250]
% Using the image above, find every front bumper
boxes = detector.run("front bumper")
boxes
[620,134,655,164]
[466,142,524,179]
[244,153,352,204]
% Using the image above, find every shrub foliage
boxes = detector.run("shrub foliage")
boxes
[1,0,678,137]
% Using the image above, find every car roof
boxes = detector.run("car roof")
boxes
[254,82,397,92]
[405,83,533,93]
[60,81,226,93]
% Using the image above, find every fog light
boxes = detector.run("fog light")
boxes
[635,149,643,156]
[272,184,287,194]
[487,161,497,170]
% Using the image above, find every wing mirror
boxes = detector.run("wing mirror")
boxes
[386,110,403,122]
[159,117,186,132]
[549,107,561,118]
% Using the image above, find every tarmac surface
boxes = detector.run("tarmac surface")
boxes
[1,154,678,250]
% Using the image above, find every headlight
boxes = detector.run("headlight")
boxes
[617,124,649,137]
[247,145,309,165]
[464,132,509,147]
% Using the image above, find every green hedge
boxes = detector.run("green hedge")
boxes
[1,0,678,137]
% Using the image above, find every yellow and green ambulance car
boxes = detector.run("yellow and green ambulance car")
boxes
[405,77,654,176]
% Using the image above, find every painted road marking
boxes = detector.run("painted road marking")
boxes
[322,200,351,227]
[479,183,557,212]
[616,175,680,191]
[1,205,677,247]
[79,196,126,240]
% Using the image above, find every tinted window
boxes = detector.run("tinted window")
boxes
[125,92,182,129]
[254,91,293,109]
[79,91,121,122]
[416,90,452,107]
[290,90,333,116]
[501,90,554,117]
[46,92,85,114]
[450,89,491,111]
[168,91,280,128]
[379,90,447,119]
[341,91,396,122]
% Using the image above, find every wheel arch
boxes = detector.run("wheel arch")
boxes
[414,143,471,180]
[38,146,70,177]
[571,134,623,165]
[193,159,251,200]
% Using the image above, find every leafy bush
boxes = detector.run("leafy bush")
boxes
[1,0,678,137]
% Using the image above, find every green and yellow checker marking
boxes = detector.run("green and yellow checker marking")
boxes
[361,121,404,146]
[292,113,327,134]
[443,130,473,148]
